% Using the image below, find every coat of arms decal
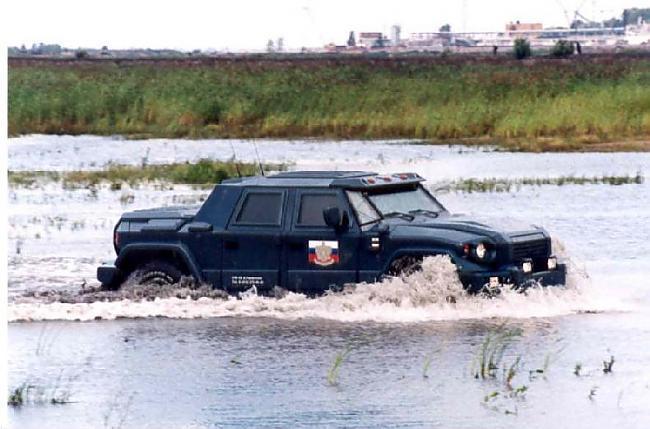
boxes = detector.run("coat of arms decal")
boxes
[308,240,339,266]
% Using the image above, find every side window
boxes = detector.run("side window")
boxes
[346,191,380,226]
[235,192,283,225]
[297,194,340,227]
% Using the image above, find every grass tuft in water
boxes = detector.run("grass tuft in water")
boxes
[588,386,599,401]
[529,344,566,381]
[474,326,536,415]
[7,378,73,407]
[422,346,444,379]
[327,346,353,386]
[574,362,582,376]
[603,356,615,374]
[422,354,432,379]
[504,356,522,389]
[473,327,523,379]
[8,384,28,406]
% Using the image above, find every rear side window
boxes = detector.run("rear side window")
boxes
[235,192,283,225]
[298,194,340,226]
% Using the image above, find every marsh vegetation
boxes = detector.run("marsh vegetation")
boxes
[9,55,650,150]
[8,159,284,188]
[436,173,645,193]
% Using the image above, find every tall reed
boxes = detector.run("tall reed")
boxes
[9,56,650,146]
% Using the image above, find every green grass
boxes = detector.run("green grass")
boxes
[7,376,74,407]
[327,346,353,386]
[8,55,650,149]
[603,356,615,374]
[438,173,645,193]
[472,327,523,380]
[8,384,28,406]
[8,159,284,188]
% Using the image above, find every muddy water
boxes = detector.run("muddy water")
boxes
[7,136,650,428]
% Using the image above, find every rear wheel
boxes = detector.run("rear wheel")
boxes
[126,261,183,287]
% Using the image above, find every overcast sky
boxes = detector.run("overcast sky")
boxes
[5,0,650,51]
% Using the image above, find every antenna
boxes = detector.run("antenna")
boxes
[228,140,242,178]
[251,140,265,176]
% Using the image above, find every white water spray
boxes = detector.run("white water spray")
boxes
[8,256,633,323]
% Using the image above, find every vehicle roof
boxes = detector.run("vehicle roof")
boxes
[220,171,424,190]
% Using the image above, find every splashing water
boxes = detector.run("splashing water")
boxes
[8,255,632,323]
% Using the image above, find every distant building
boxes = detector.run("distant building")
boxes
[406,33,446,49]
[505,21,543,32]
[358,32,383,48]
[625,15,650,45]
[390,25,401,46]
[624,8,650,27]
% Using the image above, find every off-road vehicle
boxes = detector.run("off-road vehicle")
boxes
[98,171,566,294]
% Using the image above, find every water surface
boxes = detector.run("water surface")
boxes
[7,136,650,428]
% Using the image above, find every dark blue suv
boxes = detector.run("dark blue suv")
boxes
[97,171,566,294]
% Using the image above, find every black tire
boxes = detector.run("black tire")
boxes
[126,261,183,288]
[388,255,423,277]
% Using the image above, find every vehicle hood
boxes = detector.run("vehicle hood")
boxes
[121,205,201,221]
[386,214,545,243]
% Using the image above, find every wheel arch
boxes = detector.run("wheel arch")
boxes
[382,247,463,275]
[115,243,202,281]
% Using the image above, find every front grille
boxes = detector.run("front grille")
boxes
[511,239,550,261]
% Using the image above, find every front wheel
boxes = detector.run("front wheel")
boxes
[387,255,461,303]
[125,261,183,288]
[387,255,423,277]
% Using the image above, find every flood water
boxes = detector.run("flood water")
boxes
[7,135,650,428]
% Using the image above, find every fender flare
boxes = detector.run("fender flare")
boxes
[381,247,465,275]
[115,243,203,281]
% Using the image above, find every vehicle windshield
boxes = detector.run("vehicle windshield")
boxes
[367,186,444,217]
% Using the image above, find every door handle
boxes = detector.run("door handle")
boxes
[224,239,239,250]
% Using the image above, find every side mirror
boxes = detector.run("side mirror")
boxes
[323,206,349,231]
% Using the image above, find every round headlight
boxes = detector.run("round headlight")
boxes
[475,243,487,259]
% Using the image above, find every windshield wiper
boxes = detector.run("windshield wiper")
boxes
[359,218,382,227]
[409,209,440,219]
[383,211,414,221]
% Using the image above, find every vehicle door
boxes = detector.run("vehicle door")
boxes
[222,188,286,294]
[285,189,360,294]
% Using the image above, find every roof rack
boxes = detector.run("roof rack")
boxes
[271,171,375,179]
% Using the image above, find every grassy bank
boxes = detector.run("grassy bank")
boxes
[9,159,284,188]
[8,55,650,149]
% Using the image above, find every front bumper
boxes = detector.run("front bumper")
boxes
[460,262,567,293]
[97,262,123,289]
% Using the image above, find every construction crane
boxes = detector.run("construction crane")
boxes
[554,0,573,27]
[574,0,599,26]
[555,0,600,28]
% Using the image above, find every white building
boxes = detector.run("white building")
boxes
[358,32,383,48]
[390,25,401,46]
